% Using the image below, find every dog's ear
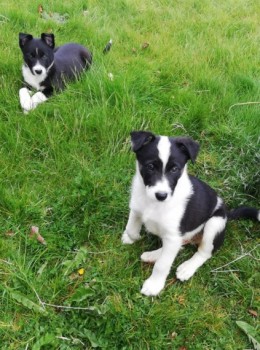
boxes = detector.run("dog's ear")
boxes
[19,33,33,48]
[41,33,55,49]
[130,131,156,152]
[175,137,200,163]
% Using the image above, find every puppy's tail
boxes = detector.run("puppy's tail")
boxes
[228,206,260,221]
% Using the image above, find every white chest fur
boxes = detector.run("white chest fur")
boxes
[22,65,46,91]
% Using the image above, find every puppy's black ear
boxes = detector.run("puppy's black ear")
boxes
[175,137,200,163]
[41,33,55,49]
[19,33,33,49]
[130,131,156,152]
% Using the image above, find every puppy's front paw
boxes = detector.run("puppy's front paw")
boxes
[31,92,47,109]
[121,231,135,244]
[19,87,32,112]
[176,260,197,281]
[141,249,162,263]
[141,277,165,296]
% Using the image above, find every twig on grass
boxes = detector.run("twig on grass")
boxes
[195,89,210,93]
[32,287,46,310]
[211,245,260,272]
[228,101,260,113]
[0,259,13,265]
[212,269,240,273]
[71,248,121,255]
[57,336,71,341]
[42,302,101,312]
[56,336,84,345]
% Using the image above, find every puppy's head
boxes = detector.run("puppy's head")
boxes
[131,131,199,202]
[19,33,55,77]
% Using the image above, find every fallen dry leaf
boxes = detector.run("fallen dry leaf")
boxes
[170,331,177,339]
[248,309,258,318]
[30,226,39,236]
[4,231,15,237]
[177,295,186,305]
[166,278,177,287]
[141,42,149,49]
[38,4,43,14]
[30,226,47,245]
[36,234,47,245]
[69,273,78,281]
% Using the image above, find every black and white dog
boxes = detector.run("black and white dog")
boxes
[19,33,92,113]
[122,131,259,296]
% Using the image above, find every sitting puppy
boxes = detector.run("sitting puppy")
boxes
[19,33,92,113]
[122,131,259,296]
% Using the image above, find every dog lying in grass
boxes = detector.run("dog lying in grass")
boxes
[122,131,259,296]
[18,32,92,113]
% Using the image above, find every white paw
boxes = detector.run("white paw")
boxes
[141,277,165,296]
[141,249,162,263]
[31,92,47,109]
[176,260,197,281]
[121,231,135,244]
[19,87,33,112]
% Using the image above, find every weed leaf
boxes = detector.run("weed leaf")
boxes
[9,290,47,314]
[62,247,88,276]
[68,285,94,303]
[81,329,105,348]
[236,321,260,350]
[32,333,57,350]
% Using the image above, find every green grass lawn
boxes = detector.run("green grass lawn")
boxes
[0,0,259,349]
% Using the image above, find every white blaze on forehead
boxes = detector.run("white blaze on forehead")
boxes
[157,136,171,170]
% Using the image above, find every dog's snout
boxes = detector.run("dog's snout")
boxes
[35,69,42,75]
[155,192,168,201]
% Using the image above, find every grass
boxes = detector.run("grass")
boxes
[0,0,259,349]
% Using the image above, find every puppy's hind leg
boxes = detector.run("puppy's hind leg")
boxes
[122,209,142,244]
[176,215,227,281]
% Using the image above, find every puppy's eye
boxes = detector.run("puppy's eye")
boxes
[170,166,178,173]
[146,164,155,172]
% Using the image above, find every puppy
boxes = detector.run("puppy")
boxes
[122,131,259,296]
[19,33,92,113]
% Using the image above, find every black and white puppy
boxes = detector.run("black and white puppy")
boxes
[19,33,92,113]
[122,131,259,296]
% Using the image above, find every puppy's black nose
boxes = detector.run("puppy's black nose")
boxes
[35,69,42,75]
[155,192,168,201]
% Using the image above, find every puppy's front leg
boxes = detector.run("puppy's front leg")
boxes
[141,236,182,296]
[19,88,48,113]
[19,87,32,113]
[122,209,142,244]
